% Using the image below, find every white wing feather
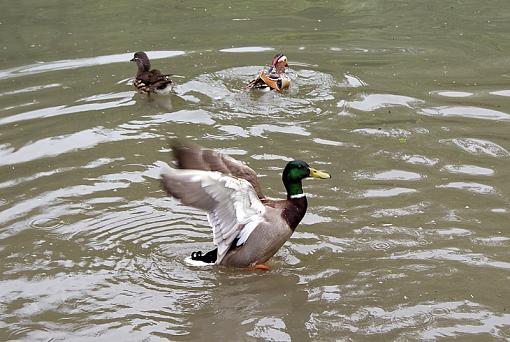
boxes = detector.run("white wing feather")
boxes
[160,162,266,264]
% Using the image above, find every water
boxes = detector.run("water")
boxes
[1,1,510,340]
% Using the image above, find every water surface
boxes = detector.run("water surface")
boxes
[1,1,510,340]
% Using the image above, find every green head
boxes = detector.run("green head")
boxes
[282,160,331,199]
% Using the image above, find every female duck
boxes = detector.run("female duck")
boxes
[245,53,291,92]
[160,141,330,268]
[130,51,173,95]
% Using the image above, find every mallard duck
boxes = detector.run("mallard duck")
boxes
[160,141,330,268]
[130,51,173,95]
[245,53,290,92]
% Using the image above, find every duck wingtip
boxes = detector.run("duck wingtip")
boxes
[184,256,215,267]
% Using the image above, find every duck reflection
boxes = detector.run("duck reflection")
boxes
[186,269,309,341]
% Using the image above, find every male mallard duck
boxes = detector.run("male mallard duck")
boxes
[160,141,330,268]
[130,51,173,95]
[245,53,290,92]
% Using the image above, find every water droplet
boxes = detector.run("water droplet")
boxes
[431,307,450,316]
[370,240,393,250]
[417,239,430,246]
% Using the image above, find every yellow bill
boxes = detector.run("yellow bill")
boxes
[309,167,331,179]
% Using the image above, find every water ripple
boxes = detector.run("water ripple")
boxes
[442,164,495,176]
[313,137,351,147]
[220,46,274,53]
[0,126,156,166]
[443,138,510,158]
[436,182,495,194]
[246,316,291,341]
[185,65,347,118]
[150,109,216,125]
[306,301,510,339]
[352,128,412,138]
[355,169,423,181]
[388,248,510,271]
[421,302,510,340]
[370,240,393,251]
[361,187,417,198]
[0,51,186,79]
[372,203,429,218]
[0,83,62,97]
[421,106,510,121]
[28,217,64,229]
[0,92,134,126]
[344,94,423,112]
[472,236,510,246]
[490,90,510,97]
[434,228,472,237]
[432,90,473,98]
[376,151,440,166]
[249,123,310,137]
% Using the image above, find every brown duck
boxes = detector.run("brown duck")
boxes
[130,51,173,95]
[245,53,290,92]
[160,141,330,269]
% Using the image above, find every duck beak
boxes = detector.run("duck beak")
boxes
[309,167,331,179]
[130,57,137,62]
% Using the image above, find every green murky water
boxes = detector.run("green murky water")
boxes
[1,1,510,340]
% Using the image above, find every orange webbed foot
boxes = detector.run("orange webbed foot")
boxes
[245,264,271,271]
[253,264,271,271]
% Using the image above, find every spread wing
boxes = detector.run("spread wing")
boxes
[172,141,264,198]
[160,163,266,264]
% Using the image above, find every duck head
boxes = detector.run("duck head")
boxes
[130,51,151,72]
[282,160,330,199]
[272,53,288,74]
